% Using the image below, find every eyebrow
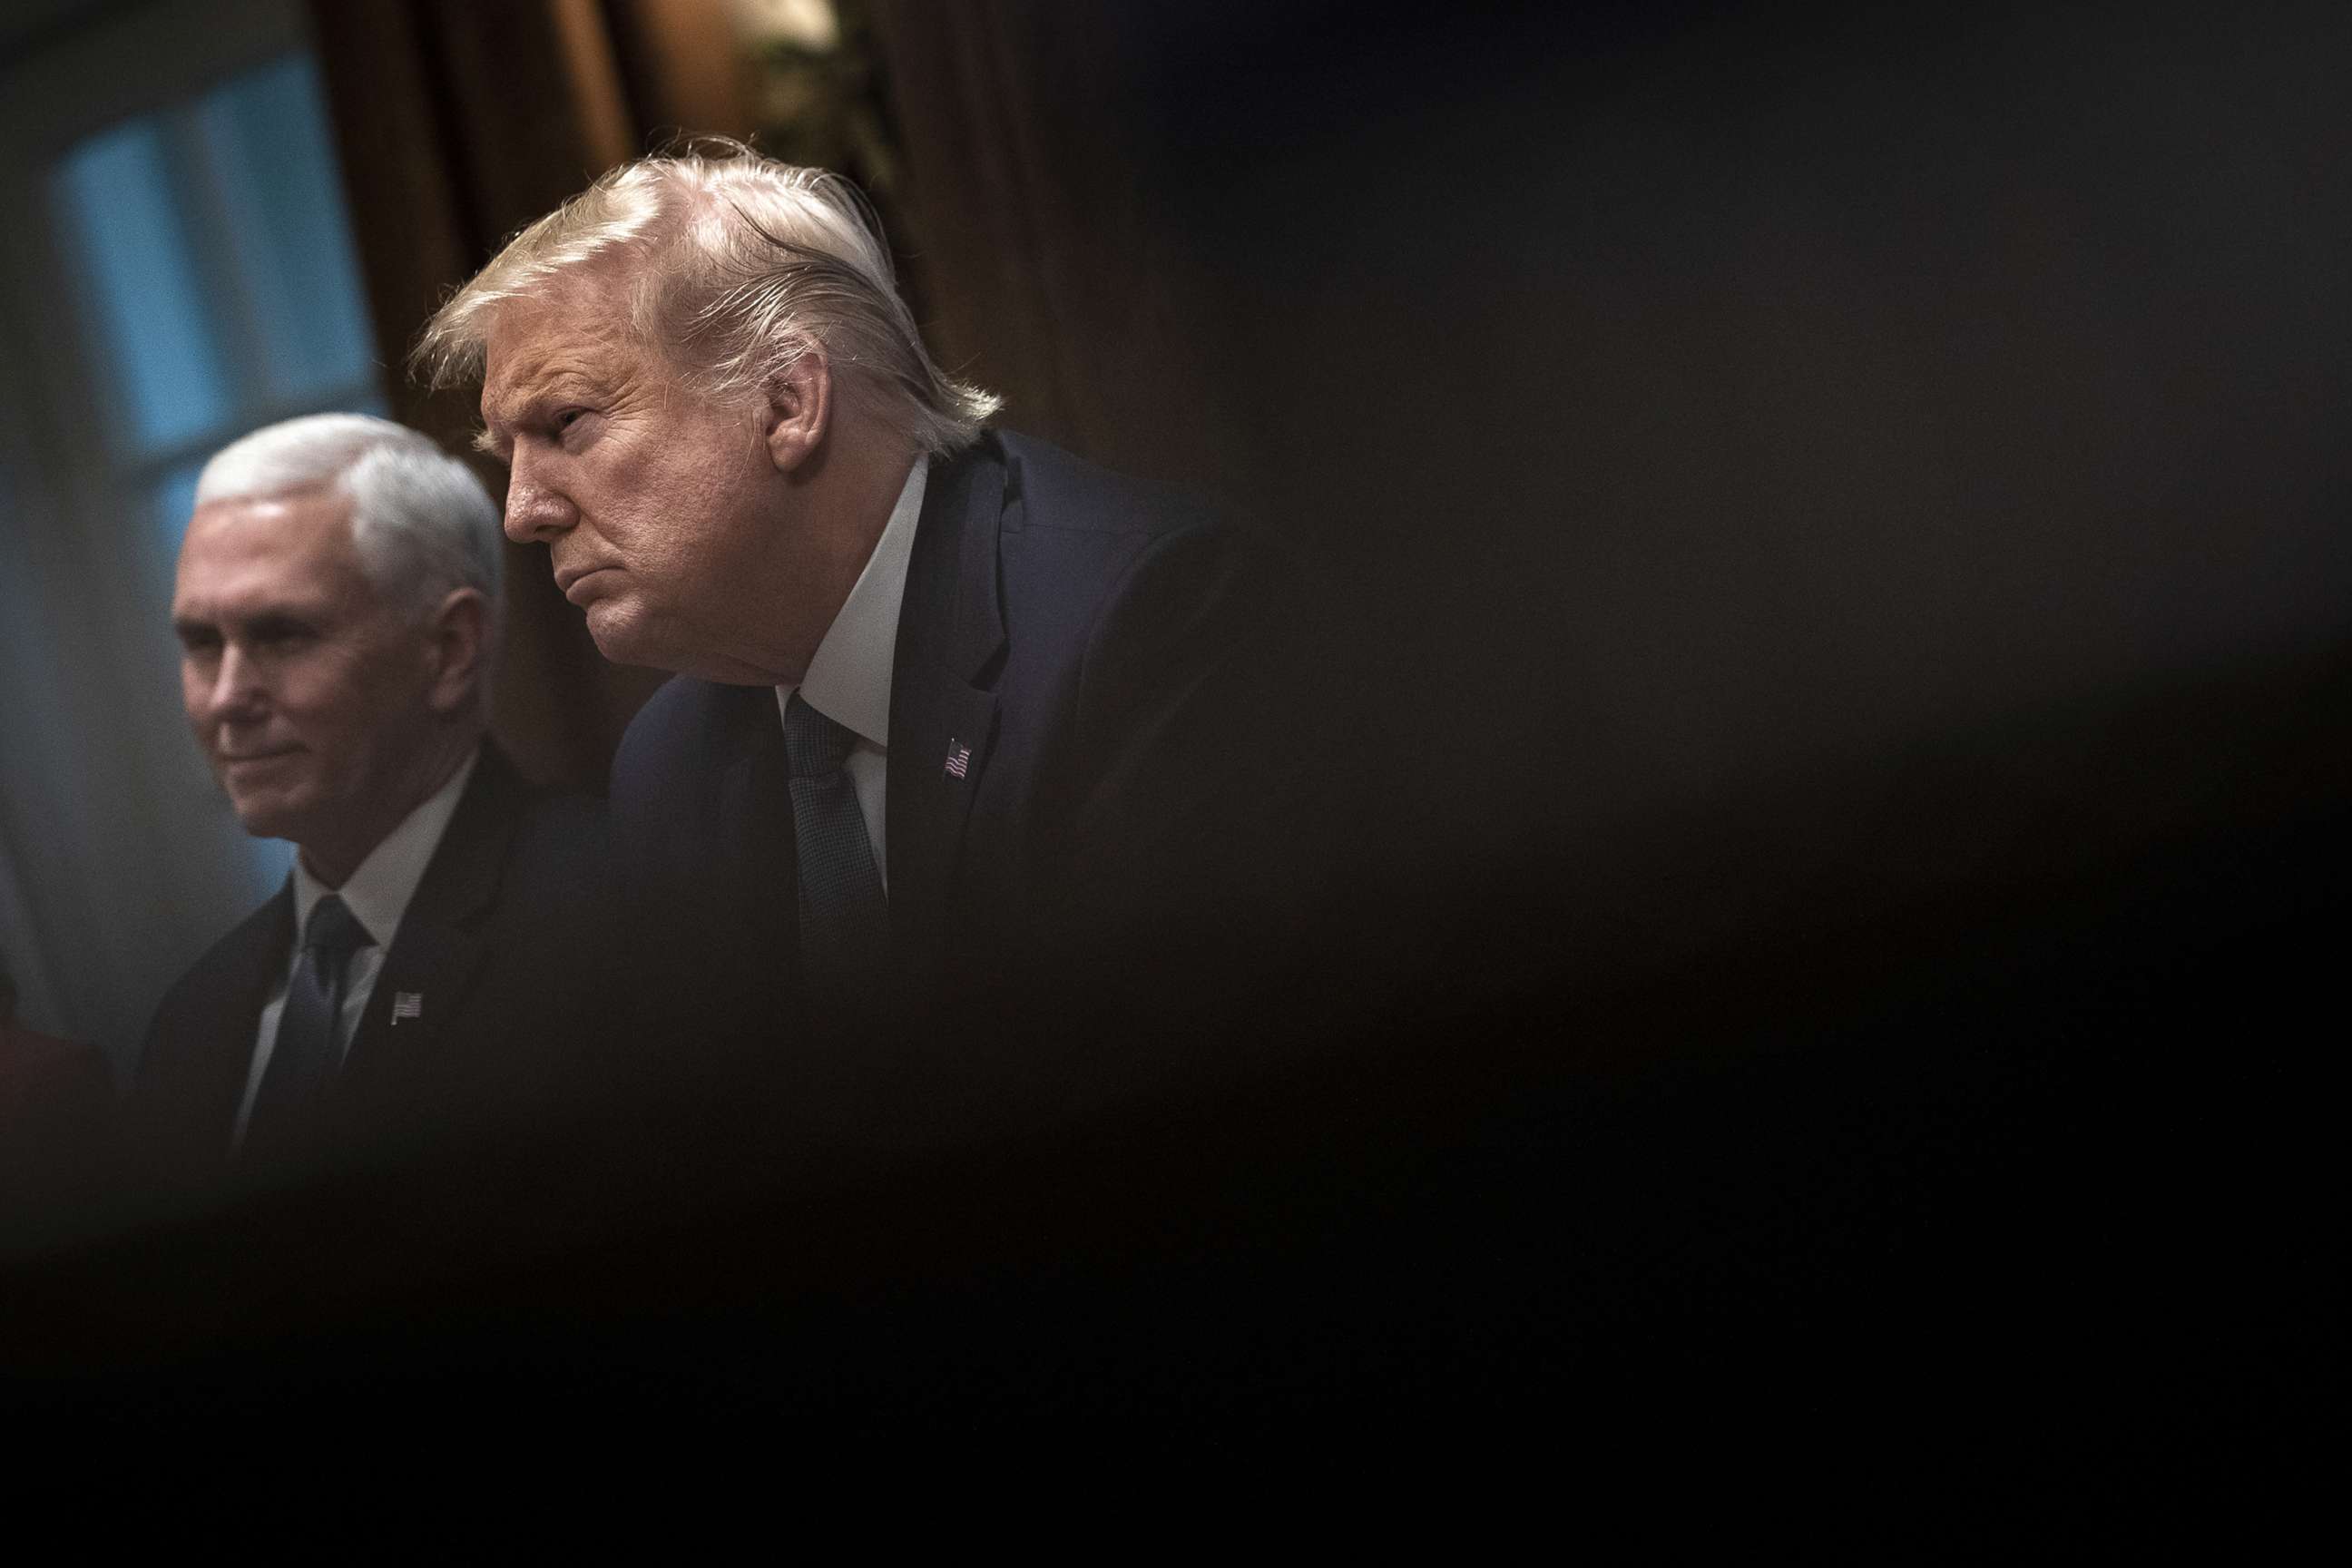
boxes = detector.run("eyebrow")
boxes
[475,373,544,459]
[476,385,570,460]
[172,607,320,640]
[480,353,607,446]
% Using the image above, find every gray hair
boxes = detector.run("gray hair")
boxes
[193,413,504,643]
[412,141,998,457]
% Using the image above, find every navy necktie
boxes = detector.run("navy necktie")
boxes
[244,892,368,1153]
[782,692,891,1001]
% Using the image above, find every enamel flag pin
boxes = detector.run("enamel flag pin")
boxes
[391,992,424,1024]
[944,739,972,780]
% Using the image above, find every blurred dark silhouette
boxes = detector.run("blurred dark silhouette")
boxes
[0,951,115,1251]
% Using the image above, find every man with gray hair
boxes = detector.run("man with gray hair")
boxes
[132,413,612,1185]
[418,144,1303,1135]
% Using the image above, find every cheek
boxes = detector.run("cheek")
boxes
[319,647,433,749]
[678,485,769,580]
[593,441,763,607]
[275,661,370,750]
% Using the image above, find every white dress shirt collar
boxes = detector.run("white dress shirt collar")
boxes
[782,456,928,746]
[289,746,479,952]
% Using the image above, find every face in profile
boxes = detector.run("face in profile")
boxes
[479,271,797,683]
[172,487,446,877]
[480,266,881,687]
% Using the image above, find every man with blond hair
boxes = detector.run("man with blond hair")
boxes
[417,145,1299,1132]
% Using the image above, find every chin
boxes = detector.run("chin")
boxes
[585,603,683,673]
[220,781,313,844]
[226,800,298,843]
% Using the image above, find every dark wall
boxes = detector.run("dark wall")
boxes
[884,0,2352,986]
[855,1,2349,1465]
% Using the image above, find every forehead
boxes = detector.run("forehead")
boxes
[480,271,649,416]
[173,487,371,611]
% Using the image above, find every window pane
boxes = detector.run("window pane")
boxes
[195,54,378,405]
[53,119,234,455]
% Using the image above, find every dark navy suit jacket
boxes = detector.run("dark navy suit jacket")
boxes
[609,431,1304,1141]
[130,745,615,1190]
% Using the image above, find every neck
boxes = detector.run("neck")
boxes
[736,422,920,686]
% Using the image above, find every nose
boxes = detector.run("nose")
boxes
[503,448,576,545]
[197,642,267,727]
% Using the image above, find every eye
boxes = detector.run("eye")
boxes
[246,618,318,654]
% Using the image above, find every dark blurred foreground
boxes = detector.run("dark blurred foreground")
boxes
[3,637,2337,1487]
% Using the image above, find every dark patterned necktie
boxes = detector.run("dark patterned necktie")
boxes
[782,691,891,1001]
[243,892,368,1153]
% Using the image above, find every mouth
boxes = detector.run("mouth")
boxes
[556,564,616,603]
[220,746,300,767]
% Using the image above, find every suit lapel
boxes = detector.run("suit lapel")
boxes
[339,747,524,1092]
[887,444,1007,970]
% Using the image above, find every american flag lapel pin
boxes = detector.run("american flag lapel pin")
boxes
[391,991,424,1024]
[944,738,972,780]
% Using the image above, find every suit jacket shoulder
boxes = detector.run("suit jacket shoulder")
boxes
[130,889,291,1178]
[899,432,1304,943]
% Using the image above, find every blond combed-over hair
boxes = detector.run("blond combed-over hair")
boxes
[413,140,998,457]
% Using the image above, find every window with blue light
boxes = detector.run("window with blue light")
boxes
[54,117,236,456]
[51,47,383,559]
[197,54,377,407]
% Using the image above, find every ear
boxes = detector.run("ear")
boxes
[761,344,831,475]
[424,586,492,715]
